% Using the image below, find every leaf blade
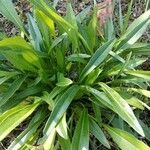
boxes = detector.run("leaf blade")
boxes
[71,109,89,150]
[104,125,150,150]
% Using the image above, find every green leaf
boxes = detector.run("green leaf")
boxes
[27,14,44,51]
[8,107,47,150]
[116,9,150,52]
[80,40,114,82]
[122,0,133,33]
[56,48,65,72]
[1,85,42,113]
[99,83,144,136]
[65,3,78,30]
[86,86,113,110]
[56,73,73,87]
[125,70,150,81]
[56,113,68,139]
[0,75,27,107]
[41,85,79,141]
[128,43,150,55]
[101,57,146,78]
[85,68,102,85]
[35,9,55,38]
[41,129,56,150]
[109,77,147,89]
[92,103,102,125]
[87,9,97,50]
[128,88,150,98]
[0,71,18,85]
[71,109,89,150]
[118,0,123,33]
[104,16,115,41]
[29,0,78,49]
[76,6,91,23]
[42,86,66,107]
[0,71,18,77]
[0,0,26,34]
[49,33,67,53]
[58,135,71,150]
[116,90,144,110]
[0,102,40,141]
[89,117,110,149]
[104,125,150,150]
[67,53,91,64]
[0,37,32,50]
[0,37,41,72]
[29,0,72,30]
[139,120,150,141]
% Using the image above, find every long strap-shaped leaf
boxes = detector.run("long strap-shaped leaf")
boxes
[99,83,144,137]
[125,70,150,81]
[86,86,114,110]
[0,75,27,108]
[40,85,79,142]
[89,117,110,149]
[116,10,150,52]
[29,0,72,30]
[28,0,77,43]
[28,14,44,52]
[29,0,91,52]
[8,107,47,150]
[0,0,26,34]
[0,71,18,85]
[104,125,150,150]
[0,85,43,114]
[80,40,114,82]
[0,102,40,141]
[71,109,89,150]
[0,37,32,50]
[0,37,42,71]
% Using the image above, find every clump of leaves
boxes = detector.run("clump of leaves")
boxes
[0,0,150,149]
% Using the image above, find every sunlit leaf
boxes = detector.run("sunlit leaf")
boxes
[0,101,40,141]
[104,125,150,150]
[99,83,144,136]
[80,40,114,82]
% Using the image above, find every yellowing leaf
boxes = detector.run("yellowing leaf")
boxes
[0,102,40,141]
[104,125,150,150]
[56,113,68,139]
[56,73,73,87]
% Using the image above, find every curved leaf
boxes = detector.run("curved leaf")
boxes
[116,10,150,52]
[0,75,27,108]
[99,83,144,137]
[0,102,40,141]
[41,85,79,142]
[56,113,68,139]
[8,107,47,150]
[125,70,150,81]
[104,125,150,150]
